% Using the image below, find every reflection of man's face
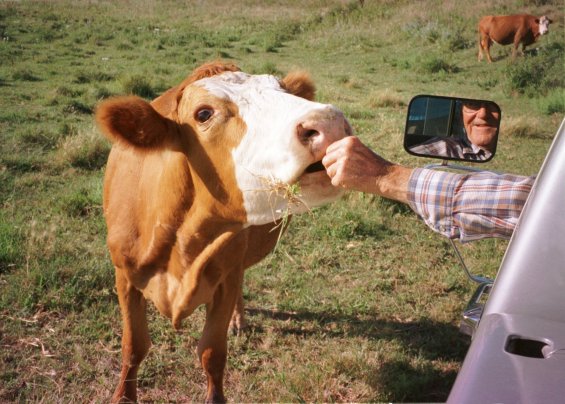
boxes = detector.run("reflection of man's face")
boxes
[462,102,500,152]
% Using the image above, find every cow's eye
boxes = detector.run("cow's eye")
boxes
[195,107,214,123]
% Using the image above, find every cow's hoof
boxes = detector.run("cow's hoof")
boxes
[205,391,226,404]
[229,316,247,335]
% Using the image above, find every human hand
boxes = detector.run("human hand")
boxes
[322,136,390,192]
[322,136,412,202]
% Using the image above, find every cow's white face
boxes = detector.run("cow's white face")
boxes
[195,72,351,225]
[539,16,551,35]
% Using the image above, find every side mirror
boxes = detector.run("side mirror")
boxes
[404,95,501,163]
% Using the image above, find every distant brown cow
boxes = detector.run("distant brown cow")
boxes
[96,61,351,403]
[478,14,552,62]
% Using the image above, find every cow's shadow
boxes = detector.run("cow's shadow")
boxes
[242,306,469,401]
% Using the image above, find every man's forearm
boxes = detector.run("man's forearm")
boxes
[373,164,413,204]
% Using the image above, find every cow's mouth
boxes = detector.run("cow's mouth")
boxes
[304,161,325,174]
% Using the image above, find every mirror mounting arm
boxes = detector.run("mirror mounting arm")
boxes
[449,238,493,285]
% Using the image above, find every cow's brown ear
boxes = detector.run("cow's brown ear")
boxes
[96,96,177,148]
[151,86,182,119]
[281,71,316,101]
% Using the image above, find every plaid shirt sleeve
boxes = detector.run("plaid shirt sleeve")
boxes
[407,168,535,242]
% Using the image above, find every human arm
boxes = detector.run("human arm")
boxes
[322,136,534,241]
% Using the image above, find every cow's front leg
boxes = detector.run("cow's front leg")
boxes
[111,268,151,403]
[228,286,246,335]
[198,269,243,404]
[521,43,528,57]
[511,34,524,60]
[511,44,519,60]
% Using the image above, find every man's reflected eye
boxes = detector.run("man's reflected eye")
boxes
[463,101,498,113]
[195,107,214,123]
[463,102,483,111]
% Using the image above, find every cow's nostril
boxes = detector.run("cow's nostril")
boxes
[297,124,320,145]
[304,129,318,138]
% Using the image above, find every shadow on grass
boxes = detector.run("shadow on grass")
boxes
[246,307,467,355]
[244,306,468,401]
[371,359,458,402]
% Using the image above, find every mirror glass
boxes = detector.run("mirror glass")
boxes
[404,95,501,162]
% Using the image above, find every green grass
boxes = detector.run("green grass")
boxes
[0,0,563,402]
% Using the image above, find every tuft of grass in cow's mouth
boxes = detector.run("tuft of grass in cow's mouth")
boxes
[304,161,325,173]
[257,176,306,250]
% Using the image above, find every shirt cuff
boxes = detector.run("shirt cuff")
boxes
[407,168,460,239]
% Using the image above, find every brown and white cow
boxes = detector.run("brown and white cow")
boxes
[95,61,351,403]
[478,14,552,63]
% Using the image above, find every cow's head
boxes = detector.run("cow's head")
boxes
[96,62,351,226]
[538,15,552,35]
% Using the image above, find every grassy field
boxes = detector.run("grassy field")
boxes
[1,0,563,402]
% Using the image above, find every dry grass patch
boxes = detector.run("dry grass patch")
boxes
[368,89,406,109]
[501,115,550,139]
[25,219,58,272]
[56,126,110,170]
